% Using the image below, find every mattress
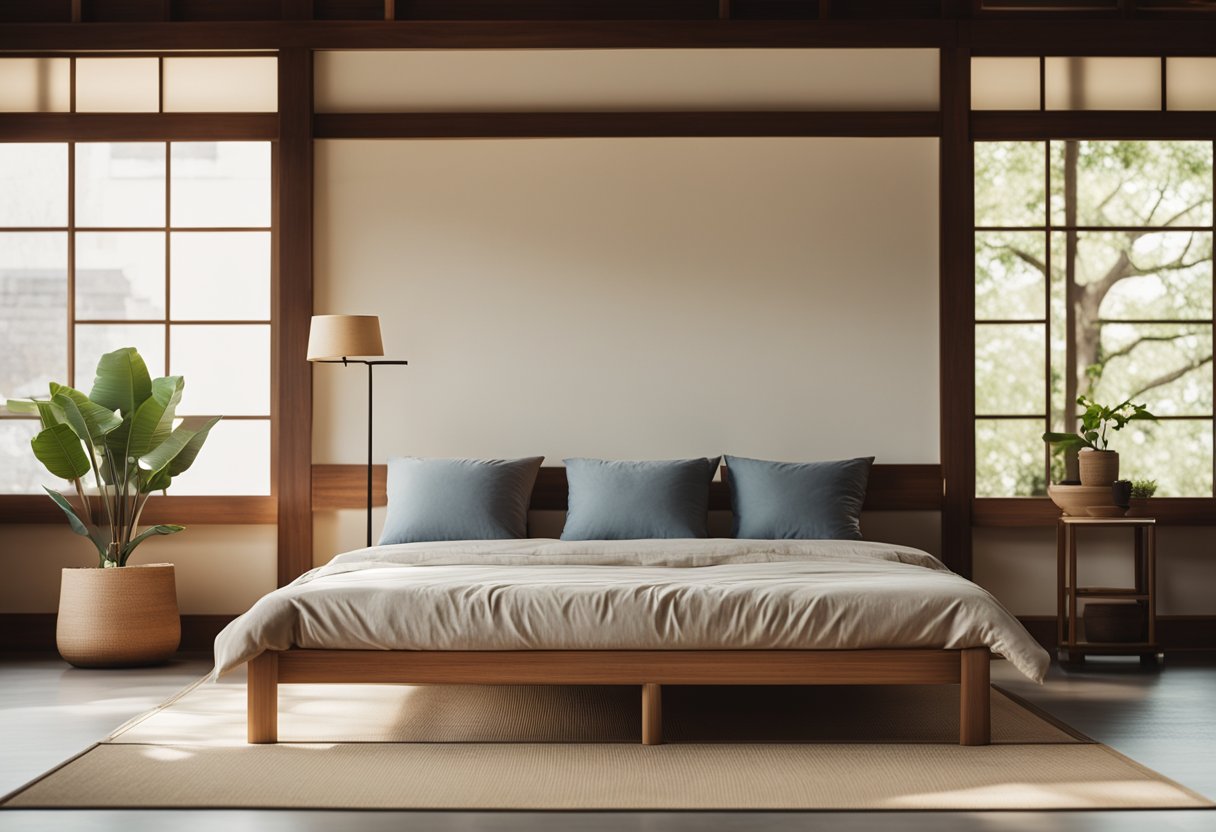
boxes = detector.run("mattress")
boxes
[212,538,1051,681]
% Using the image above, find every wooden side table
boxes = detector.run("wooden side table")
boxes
[1057,516,1158,665]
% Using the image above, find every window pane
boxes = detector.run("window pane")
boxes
[0,143,67,226]
[76,232,166,320]
[1166,58,1216,112]
[976,231,1046,321]
[163,57,277,113]
[1089,323,1212,418]
[1050,141,1213,228]
[971,58,1039,111]
[74,324,165,388]
[1079,231,1212,321]
[1045,57,1160,111]
[75,58,159,113]
[170,325,269,416]
[0,419,56,494]
[170,232,270,320]
[168,419,269,495]
[170,142,271,228]
[976,419,1047,497]
[975,141,1045,228]
[0,233,67,399]
[1119,419,1213,497]
[976,324,1046,416]
[76,143,166,228]
[0,58,70,113]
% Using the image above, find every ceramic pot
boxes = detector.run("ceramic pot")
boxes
[1078,449,1119,487]
[57,564,180,668]
[1111,480,1132,510]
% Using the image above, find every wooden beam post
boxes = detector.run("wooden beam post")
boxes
[959,647,990,746]
[276,48,314,586]
[247,651,280,743]
[939,45,975,578]
[642,683,662,746]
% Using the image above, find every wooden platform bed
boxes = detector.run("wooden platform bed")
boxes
[246,646,991,746]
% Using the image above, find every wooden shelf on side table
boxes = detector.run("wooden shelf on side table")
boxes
[1056,516,1159,666]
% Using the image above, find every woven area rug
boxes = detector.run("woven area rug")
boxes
[4,673,1211,811]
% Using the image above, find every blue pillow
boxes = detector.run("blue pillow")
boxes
[724,455,873,540]
[378,456,543,545]
[560,457,720,540]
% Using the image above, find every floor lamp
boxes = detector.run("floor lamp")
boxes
[307,314,408,548]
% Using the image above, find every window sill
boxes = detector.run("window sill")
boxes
[973,497,1216,527]
[0,495,276,525]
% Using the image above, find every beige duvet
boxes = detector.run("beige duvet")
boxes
[212,539,1050,682]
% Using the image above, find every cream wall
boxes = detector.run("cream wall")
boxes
[0,524,276,614]
[312,136,941,562]
[975,527,1216,616]
[314,49,939,113]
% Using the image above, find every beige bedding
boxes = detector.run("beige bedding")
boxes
[211,539,1050,681]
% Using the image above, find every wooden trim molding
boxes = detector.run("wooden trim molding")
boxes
[0,613,235,652]
[975,498,1216,527]
[0,495,276,525]
[972,111,1216,141]
[1017,614,1216,653]
[938,46,975,578]
[3,611,1210,654]
[0,113,278,142]
[275,47,314,586]
[311,463,944,513]
[0,19,953,50]
[314,112,942,140]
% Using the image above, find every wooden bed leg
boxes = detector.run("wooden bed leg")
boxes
[641,683,662,746]
[247,651,279,744]
[959,647,991,746]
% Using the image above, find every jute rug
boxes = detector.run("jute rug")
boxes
[4,674,1210,811]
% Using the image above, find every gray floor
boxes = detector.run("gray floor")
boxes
[0,652,1213,831]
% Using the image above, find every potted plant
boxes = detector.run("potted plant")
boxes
[7,347,220,668]
[1043,396,1156,487]
[1128,479,1158,517]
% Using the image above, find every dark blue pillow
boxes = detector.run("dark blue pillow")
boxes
[724,455,873,540]
[560,457,720,540]
[379,456,543,545]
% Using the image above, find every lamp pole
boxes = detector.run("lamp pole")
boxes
[314,358,408,547]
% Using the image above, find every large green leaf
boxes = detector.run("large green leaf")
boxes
[52,390,122,451]
[139,415,220,481]
[126,376,184,461]
[89,347,152,416]
[120,524,184,564]
[42,487,108,559]
[8,398,65,430]
[30,423,91,480]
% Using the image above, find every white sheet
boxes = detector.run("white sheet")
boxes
[212,539,1050,681]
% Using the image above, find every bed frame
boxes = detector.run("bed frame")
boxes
[245,647,991,746]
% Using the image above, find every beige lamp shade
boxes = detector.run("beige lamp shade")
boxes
[307,315,385,360]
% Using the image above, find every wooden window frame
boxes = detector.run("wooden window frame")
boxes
[0,52,281,527]
[967,55,1216,528]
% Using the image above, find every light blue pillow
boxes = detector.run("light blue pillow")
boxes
[724,455,874,540]
[378,456,543,545]
[560,457,720,540]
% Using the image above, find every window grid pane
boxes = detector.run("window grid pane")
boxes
[976,139,1216,498]
[0,134,272,496]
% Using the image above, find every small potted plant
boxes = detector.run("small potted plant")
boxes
[7,347,220,668]
[1128,479,1158,517]
[1043,396,1156,487]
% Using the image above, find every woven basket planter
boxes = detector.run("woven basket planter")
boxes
[57,564,181,668]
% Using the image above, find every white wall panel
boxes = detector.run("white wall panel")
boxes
[315,49,940,113]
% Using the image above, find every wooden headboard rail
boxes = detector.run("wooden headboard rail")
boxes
[312,463,943,513]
